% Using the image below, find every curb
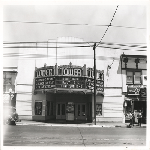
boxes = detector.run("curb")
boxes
[15,122,147,128]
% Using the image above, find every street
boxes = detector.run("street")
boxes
[3,125,146,146]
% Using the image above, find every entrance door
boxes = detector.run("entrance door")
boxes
[77,103,87,120]
[56,103,66,119]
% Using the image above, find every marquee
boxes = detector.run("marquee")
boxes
[34,63,104,93]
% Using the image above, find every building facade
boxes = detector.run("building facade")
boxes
[11,37,146,123]
[32,63,104,122]
[121,54,147,123]
[3,67,17,107]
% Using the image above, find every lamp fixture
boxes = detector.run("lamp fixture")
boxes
[107,58,114,70]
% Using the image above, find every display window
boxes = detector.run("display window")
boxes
[96,103,102,116]
[35,102,42,115]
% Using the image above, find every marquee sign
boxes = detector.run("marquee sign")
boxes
[35,63,104,93]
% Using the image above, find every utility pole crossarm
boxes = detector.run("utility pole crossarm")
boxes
[93,43,96,50]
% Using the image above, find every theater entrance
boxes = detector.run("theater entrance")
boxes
[56,102,87,121]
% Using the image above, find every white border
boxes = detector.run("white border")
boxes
[1,1,149,150]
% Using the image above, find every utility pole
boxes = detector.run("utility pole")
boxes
[93,43,96,125]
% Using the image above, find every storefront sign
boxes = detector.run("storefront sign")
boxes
[140,87,147,97]
[127,85,140,95]
[127,85,147,97]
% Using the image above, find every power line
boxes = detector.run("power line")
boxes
[3,20,146,30]
[3,20,108,27]
[97,5,119,47]
[3,45,146,51]
[3,41,146,45]
[111,25,146,30]
[3,41,147,49]
[3,54,147,60]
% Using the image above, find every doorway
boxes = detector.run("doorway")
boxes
[56,102,66,119]
[76,103,87,120]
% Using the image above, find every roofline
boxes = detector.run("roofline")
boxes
[3,67,18,69]
[121,54,147,58]
[3,67,18,72]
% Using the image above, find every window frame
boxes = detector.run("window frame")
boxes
[126,70,142,85]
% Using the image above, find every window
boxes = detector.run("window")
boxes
[35,102,42,115]
[134,72,141,84]
[126,72,133,84]
[96,103,102,116]
[126,71,141,84]
[3,78,12,85]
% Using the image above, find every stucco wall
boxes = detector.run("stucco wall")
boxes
[16,58,35,120]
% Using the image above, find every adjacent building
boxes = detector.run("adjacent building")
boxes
[3,67,17,107]
[121,54,147,123]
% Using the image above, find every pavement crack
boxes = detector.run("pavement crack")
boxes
[77,127,86,147]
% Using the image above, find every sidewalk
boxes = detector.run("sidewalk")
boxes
[16,120,147,128]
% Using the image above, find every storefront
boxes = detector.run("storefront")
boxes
[32,63,104,122]
[124,85,147,123]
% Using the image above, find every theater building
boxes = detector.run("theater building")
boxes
[33,63,104,122]
[14,37,146,123]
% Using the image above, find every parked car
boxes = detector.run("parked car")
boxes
[3,106,21,125]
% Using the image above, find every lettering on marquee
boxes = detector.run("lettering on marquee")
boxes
[35,64,104,91]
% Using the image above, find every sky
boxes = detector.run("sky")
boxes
[2,4,148,67]
[3,5,147,43]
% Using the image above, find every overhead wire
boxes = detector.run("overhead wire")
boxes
[3,53,146,60]
[96,5,119,47]
[3,5,147,60]
[3,20,146,30]
[3,45,146,51]
[3,41,147,48]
